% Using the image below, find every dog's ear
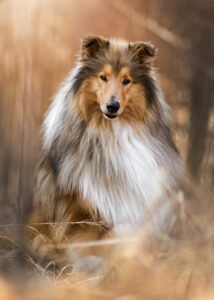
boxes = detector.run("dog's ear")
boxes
[81,35,109,59]
[131,41,157,64]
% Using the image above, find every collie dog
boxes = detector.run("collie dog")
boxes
[28,36,184,265]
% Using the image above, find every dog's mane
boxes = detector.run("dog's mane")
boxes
[40,38,184,232]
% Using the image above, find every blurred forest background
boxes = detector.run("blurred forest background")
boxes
[0,0,213,238]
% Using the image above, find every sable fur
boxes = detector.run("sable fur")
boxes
[28,36,184,265]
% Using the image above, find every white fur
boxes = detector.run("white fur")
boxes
[110,38,129,52]
[58,119,182,235]
[43,51,183,236]
[43,64,82,149]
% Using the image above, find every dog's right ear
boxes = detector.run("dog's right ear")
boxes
[81,35,109,60]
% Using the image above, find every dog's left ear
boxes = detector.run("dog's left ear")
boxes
[131,41,157,64]
[81,35,109,60]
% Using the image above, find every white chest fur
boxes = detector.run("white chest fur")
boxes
[60,121,179,234]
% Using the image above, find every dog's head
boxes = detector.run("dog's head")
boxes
[73,36,157,125]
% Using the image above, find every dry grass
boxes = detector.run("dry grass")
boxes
[1,235,214,299]
[0,188,213,299]
[0,0,213,299]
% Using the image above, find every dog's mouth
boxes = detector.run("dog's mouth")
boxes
[103,112,118,120]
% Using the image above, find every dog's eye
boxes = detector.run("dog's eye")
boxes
[100,75,108,82]
[122,79,130,86]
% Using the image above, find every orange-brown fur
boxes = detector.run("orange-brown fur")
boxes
[78,64,147,129]
[28,160,109,264]
[27,36,183,267]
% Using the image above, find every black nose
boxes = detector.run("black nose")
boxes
[106,98,120,113]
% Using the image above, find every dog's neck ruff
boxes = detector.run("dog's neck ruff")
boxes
[43,65,183,235]
[58,119,182,235]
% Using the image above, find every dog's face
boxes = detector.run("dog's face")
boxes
[96,64,133,120]
[74,36,157,125]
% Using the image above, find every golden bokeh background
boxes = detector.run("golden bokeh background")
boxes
[0,0,213,227]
